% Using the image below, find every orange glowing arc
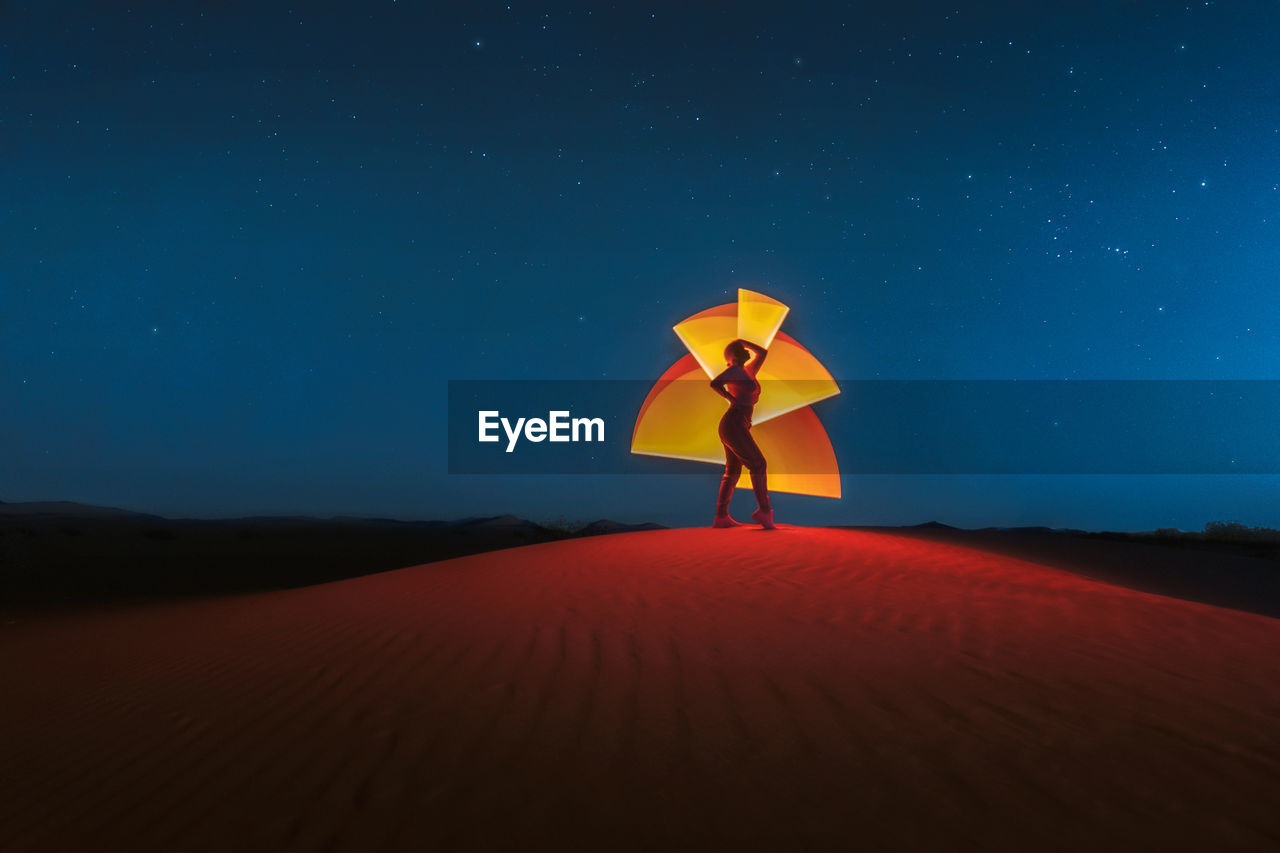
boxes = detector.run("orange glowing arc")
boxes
[632,289,841,499]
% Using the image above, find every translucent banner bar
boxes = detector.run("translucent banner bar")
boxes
[447,380,1280,475]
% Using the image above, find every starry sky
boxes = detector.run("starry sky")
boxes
[3,1,1279,529]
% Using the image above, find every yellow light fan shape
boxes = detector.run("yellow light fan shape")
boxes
[632,289,842,498]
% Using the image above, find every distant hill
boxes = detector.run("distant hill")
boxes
[0,501,661,534]
[854,522,1280,620]
[576,519,666,537]
[0,501,667,610]
[0,500,165,520]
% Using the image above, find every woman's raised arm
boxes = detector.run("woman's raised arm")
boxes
[741,340,768,376]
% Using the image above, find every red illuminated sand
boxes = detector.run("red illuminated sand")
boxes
[3,527,1280,850]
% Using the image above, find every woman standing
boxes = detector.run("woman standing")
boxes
[709,339,775,529]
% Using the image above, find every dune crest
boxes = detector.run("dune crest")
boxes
[3,526,1279,851]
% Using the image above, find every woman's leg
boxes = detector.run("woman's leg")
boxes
[741,445,770,513]
[716,444,743,517]
[720,414,770,513]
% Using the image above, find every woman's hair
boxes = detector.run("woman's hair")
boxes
[724,340,750,364]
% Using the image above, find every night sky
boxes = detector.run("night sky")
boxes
[4,1,1279,529]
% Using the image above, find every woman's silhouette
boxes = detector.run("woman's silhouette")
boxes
[709,339,775,529]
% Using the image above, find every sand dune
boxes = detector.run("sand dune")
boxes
[3,526,1279,851]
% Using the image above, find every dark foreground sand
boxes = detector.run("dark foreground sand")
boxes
[3,526,1279,851]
